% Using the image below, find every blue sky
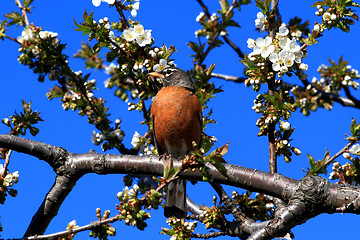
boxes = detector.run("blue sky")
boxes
[1,0,360,239]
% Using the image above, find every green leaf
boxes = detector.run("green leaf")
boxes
[204,142,229,178]
[307,154,315,168]
[4,11,23,26]
[23,0,34,7]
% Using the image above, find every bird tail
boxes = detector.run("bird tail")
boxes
[164,179,187,218]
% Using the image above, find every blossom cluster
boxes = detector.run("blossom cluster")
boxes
[60,76,97,111]
[104,50,167,83]
[116,184,152,230]
[329,144,360,183]
[130,1,140,18]
[131,131,154,156]
[92,0,140,18]
[163,218,197,240]
[17,28,58,43]
[17,27,59,62]
[194,11,226,40]
[117,184,140,200]
[315,4,338,26]
[247,24,306,76]
[91,118,124,150]
[122,24,152,47]
[316,63,360,91]
[0,164,19,188]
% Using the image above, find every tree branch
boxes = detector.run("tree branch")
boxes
[2,134,360,237]
[267,0,279,174]
[323,140,356,167]
[224,35,245,59]
[196,0,240,65]
[211,72,246,83]
[15,0,30,26]
[114,2,130,29]
[212,72,360,109]
[24,174,82,237]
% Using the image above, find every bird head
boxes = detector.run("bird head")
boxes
[149,66,195,92]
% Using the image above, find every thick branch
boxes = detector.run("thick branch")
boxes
[2,135,360,237]
[24,174,82,237]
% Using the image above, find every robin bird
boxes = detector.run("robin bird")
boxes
[150,66,202,218]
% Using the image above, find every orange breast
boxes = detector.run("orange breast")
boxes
[151,86,202,158]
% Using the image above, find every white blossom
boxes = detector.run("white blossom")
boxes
[17,28,33,43]
[92,0,115,7]
[131,131,142,149]
[39,30,58,39]
[135,30,152,47]
[278,24,289,37]
[269,50,294,72]
[134,24,144,35]
[299,63,308,71]
[291,30,302,39]
[350,144,360,155]
[3,171,19,187]
[255,12,266,32]
[313,24,320,32]
[128,188,135,198]
[196,12,206,22]
[131,2,140,18]
[247,38,256,49]
[210,13,219,21]
[105,63,118,74]
[252,36,275,58]
[122,24,152,47]
[343,152,351,159]
[323,12,331,22]
[153,59,169,72]
[331,14,337,21]
[149,49,156,58]
[122,28,136,41]
[2,118,10,125]
[281,121,291,131]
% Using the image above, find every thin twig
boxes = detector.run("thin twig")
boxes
[197,0,239,65]
[196,0,211,17]
[324,140,356,167]
[5,35,21,44]
[267,0,279,174]
[211,72,246,83]
[213,71,360,109]
[285,82,360,109]
[24,215,119,240]
[192,231,228,238]
[114,2,130,28]
[155,161,184,193]
[15,0,30,26]
[196,0,244,59]
[343,86,360,108]
[222,36,244,59]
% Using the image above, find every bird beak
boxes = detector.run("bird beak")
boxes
[149,72,165,79]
